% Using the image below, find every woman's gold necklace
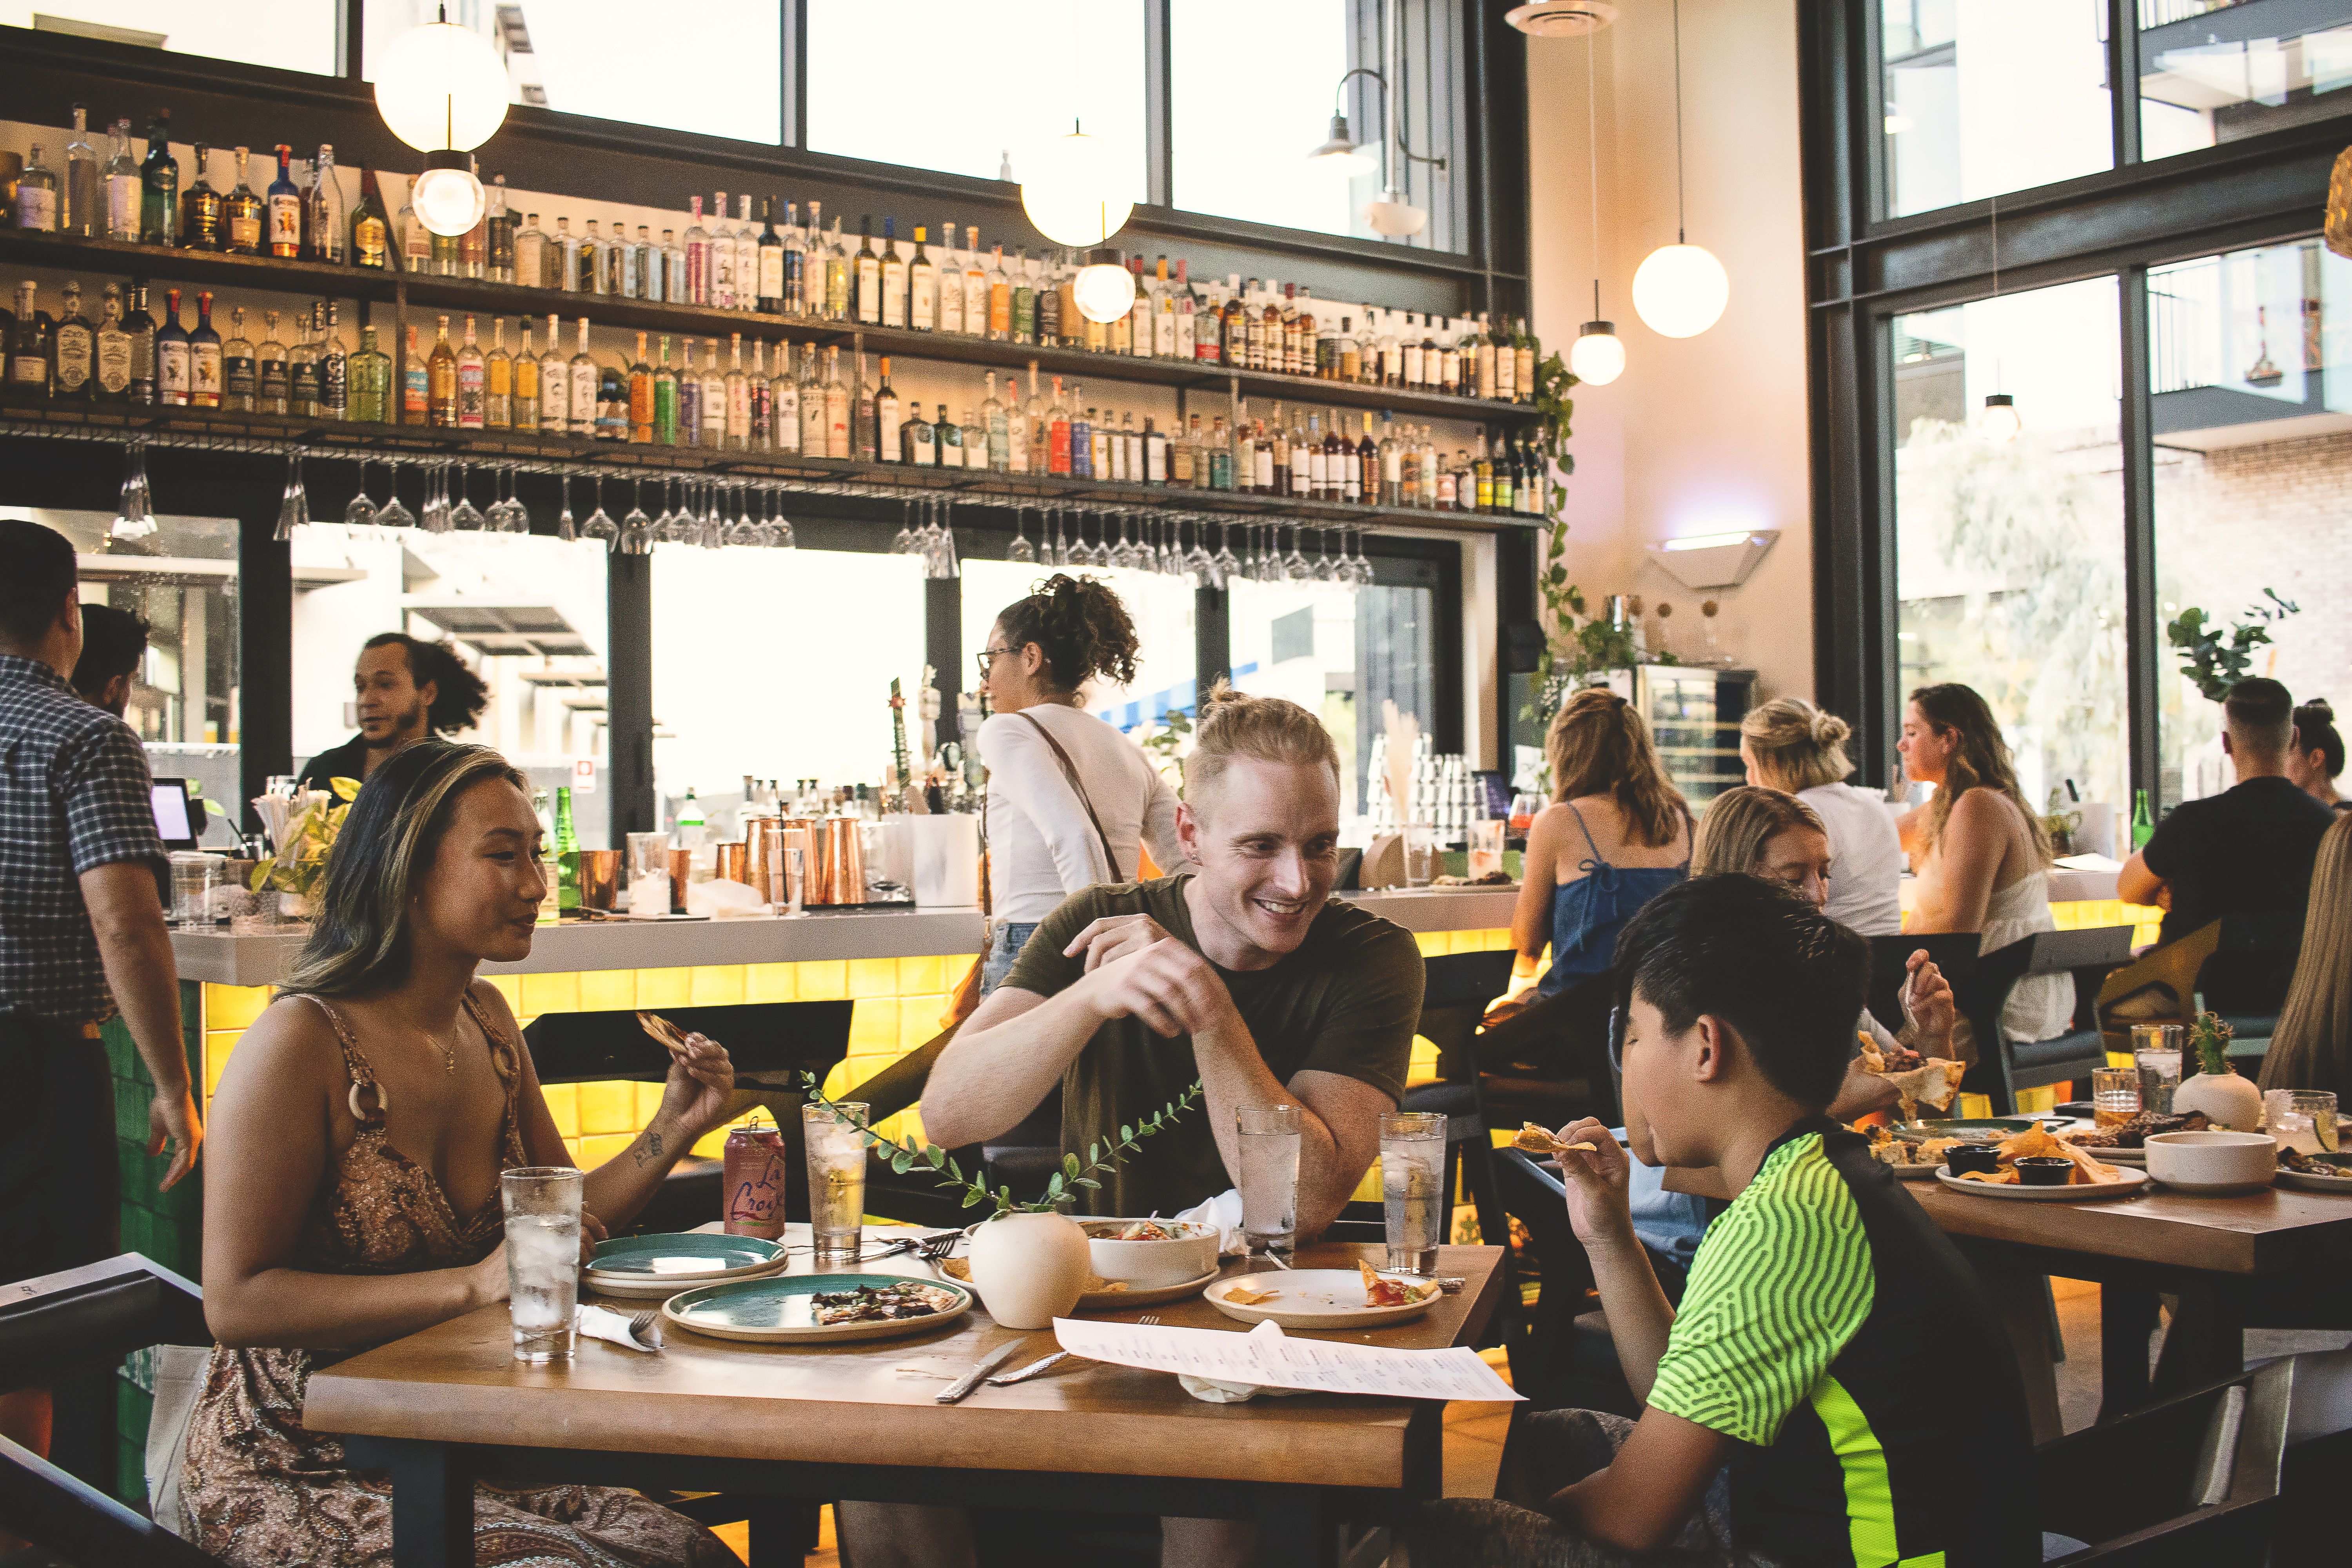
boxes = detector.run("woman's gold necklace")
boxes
[425,1023,457,1074]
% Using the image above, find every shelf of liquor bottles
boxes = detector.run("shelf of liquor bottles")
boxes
[0,394,1543,536]
[0,230,1545,432]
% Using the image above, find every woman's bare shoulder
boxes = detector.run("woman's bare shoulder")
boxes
[212,994,349,1100]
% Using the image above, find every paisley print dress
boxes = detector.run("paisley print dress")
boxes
[178,991,730,1568]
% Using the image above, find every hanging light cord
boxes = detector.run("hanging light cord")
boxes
[1588,27,1602,316]
[1673,0,1687,244]
[1989,192,2003,396]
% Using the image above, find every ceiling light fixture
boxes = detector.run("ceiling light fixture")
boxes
[1020,120,1134,248]
[373,4,509,238]
[1631,0,1729,338]
[1504,2,1619,37]
[1309,0,1449,240]
[1072,248,1138,323]
[1566,30,1623,386]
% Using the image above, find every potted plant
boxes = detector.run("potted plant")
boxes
[800,1074,1202,1329]
[2166,590,2300,703]
[2172,1012,2263,1131]
[249,779,357,918]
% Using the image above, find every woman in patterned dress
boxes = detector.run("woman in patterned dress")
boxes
[181,740,740,1567]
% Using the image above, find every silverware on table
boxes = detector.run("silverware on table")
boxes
[988,1350,1073,1385]
[1433,1276,1467,1294]
[628,1309,659,1340]
[936,1341,1022,1404]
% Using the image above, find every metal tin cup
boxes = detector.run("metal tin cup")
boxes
[667,846,692,912]
[714,840,748,885]
[577,849,619,911]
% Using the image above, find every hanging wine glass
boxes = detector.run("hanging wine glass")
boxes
[1109,512,1139,572]
[274,451,307,542]
[376,461,416,531]
[1285,524,1314,583]
[619,477,653,555]
[111,442,153,540]
[1185,516,1216,585]
[1347,527,1374,586]
[342,458,379,531]
[938,498,960,580]
[1210,521,1240,588]
[554,473,577,542]
[1312,526,1337,584]
[1088,510,1113,569]
[1007,506,1036,564]
[450,465,486,531]
[584,475,618,546]
[701,481,726,549]
[726,484,760,546]
[769,487,797,549]
[891,499,915,555]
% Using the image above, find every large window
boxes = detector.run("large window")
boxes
[1880,0,2114,218]
[806,0,1147,196]
[1171,0,1357,237]
[2139,1,2352,160]
[1892,276,2129,815]
[2149,236,2352,807]
[4,1,339,76]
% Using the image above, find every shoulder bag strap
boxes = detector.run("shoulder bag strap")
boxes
[1016,710,1124,879]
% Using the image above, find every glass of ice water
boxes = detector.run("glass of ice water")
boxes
[1237,1103,1302,1260]
[500,1167,583,1365]
[803,1101,870,1266]
[1380,1111,1448,1276]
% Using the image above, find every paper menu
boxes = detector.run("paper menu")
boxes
[1052,1318,1523,1402]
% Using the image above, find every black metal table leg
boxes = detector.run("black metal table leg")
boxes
[1257,1484,1338,1568]
[2151,1286,2243,1400]
[2098,1284,2160,1423]
[387,1437,474,1568]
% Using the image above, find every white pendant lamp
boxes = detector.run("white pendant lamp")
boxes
[1504,2,1619,36]
[374,4,510,239]
[1632,0,1728,339]
[1020,121,1133,249]
[1072,249,1138,323]
[1568,31,1624,385]
[1572,316,1626,385]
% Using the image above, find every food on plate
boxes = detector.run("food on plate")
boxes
[806,1281,964,1326]
[2068,1110,2211,1149]
[1221,1284,1281,1306]
[1512,1123,1600,1157]
[940,1258,1123,1293]
[1085,1220,1177,1241]
[1358,1259,1438,1307]
[1949,1126,2123,1186]
[1856,1036,1965,1122]
[1860,1125,1968,1169]
[2279,1147,2345,1176]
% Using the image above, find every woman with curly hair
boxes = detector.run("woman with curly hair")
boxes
[299,632,494,791]
[975,573,1181,993]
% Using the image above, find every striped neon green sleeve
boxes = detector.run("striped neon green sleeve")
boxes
[1647,1133,1875,1446]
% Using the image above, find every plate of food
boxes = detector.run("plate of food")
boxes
[2275,1149,2352,1194]
[2065,1111,2212,1163]
[1857,1038,1968,1122]
[661,1272,972,1343]
[936,1255,1220,1311]
[1930,1125,2147,1200]
[583,1233,789,1298]
[1858,1124,1953,1178]
[1205,1261,1440,1330]
[1893,1118,2040,1143]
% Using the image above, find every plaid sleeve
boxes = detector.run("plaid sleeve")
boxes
[57,718,165,876]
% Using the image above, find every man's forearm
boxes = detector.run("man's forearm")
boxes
[922,987,1103,1147]
[1192,1020,1353,1236]
[98,914,190,1095]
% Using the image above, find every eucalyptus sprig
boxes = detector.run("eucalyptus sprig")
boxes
[799,1072,1203,1218]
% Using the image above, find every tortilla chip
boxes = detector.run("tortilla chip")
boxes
[1512,1123,1599,1157]
[1956,1169,2020,1184]
[1222,1285,1279,1306]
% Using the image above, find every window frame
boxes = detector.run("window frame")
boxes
[1803,0,2352,796]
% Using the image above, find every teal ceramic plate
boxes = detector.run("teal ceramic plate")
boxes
[1894,1118,2040,1143]
[584,1234,788,1298]
[662,1272,973,1343]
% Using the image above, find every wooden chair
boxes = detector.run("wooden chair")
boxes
[1956,927,2137,1115]
[1472,968,1620,1131]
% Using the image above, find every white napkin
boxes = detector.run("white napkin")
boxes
[577,1303,663,1352]
[1178,1319,1301,1405]
[1172,1189,1249,1256]
[686,878,768,918]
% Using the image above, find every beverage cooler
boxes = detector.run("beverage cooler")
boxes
[1601,664,1757,809]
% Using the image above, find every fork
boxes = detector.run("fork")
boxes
[628,1309,659,1342]
[916,1232,962,1265]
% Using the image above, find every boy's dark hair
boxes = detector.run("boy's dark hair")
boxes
[72,602,150,697]
[1613,873,1869,1107]
[362,632,491,735]
[0,519,78,646]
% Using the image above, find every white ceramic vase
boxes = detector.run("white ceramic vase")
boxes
[2173,1067,2264,1132]
[964,1210,1091,1329]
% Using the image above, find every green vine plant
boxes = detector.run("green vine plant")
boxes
[799,1071,1203,1217]
[1522,348,1620,726]
[2166,589,2301,703]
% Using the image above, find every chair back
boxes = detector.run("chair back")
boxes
[2198,909,2305,1019]
[1419,949,1518,1082]
[1956,928,2135,1112]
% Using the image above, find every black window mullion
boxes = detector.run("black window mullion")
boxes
[2119,264,2160,812]
[783,0,808,149]
[342,0,364,82]
[1855,0,1889,231]
[2107,0,2143,169]
[1145,0,1172,211]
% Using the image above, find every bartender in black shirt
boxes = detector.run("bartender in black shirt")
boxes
[298,632,490,791]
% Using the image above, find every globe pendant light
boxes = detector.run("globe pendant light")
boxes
[1978,193,2021,442]
[1021,121,1132,249]
[374,4,510,238]
[1504,1,1619,36]
[1632,0,1728,339]
[1073,248,1138,324]
[1566,30,1624,386]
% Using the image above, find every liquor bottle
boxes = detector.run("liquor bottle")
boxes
[223,307,257,414]
[346,165,390,269]
[514,211,546,289]
[1022,364,1047,475]
[92,285,131,403]
[64,106,97,236]
[568,317,597,437]
[288,303,320,417]
[119,284,154,404]
[747,338,771,448]
[350,325,389,424]
[1439,321,1462,392]
[1037,251,1063,348]
[553,787,580,913]
[262,144,301,257]
[662,227,687,303]
[320,301,349,419]
[936,220,965,335]
[484,317,512,429]
[980,370,1007,471]
[770,341,799,452]
[634,224,661,301]
[850,348,876,461]
[962,228,990,339]
[400,322,427,424]
[1401,315,1425,389]
[823,345,850,458]
[1069,392,1092,479]
[936,401,964,468]
[676,337,700,446]
[256,308,289,414]
[513,318,540,432]
[219,145,262,254]
[189,290,223,408]
[757,198,786,314]
[798,340,824,454]
[579,219,604,295]
[155,288,190,406]
[824,216,852,320]
[7,282,46,394]
[304,144,344,263]
[172,142,218,248]
[876,355,901,461]
[1514,318,1537,404]
[1173,261,1196,361]
[903,399,934,463]
[684,196,710,305]
[595,352,627,443]
[103,119,140,241]
[1141,417,1165,484]
[1047,375,1071,475]
[455,315,485,429]
[781,201,808,315]
[1475,314,1499,401]
[708,191,735,309]
[700,336,726,450]
[725,333,750,450]
[1171,414,1196,486]
[2130,790,2155,850]
[137,109,179,246]
[979,244,1008,341]
[735,195,760,312]
[487,174,514,281]
[1492,430,1516,513]
[964,404,988,470]
[652,334,679,445]
[880,216,907,328]
[546,216,573,289]
[424,315,456,427]
[853,216,881,325]
[50,281,93,399]
[907,226,936,331]
[539,314,567,431]
[1471,428,1493,510]
[1010,249,1036,345]
[399,181,433,273]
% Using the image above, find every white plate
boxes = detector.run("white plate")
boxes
[1077,1268,1222,1311]
[1933,1165,2150,1201]
[2277,1167,2352,1194]
[1204,1268,1438,1329]
[2068,1145,2147,1165]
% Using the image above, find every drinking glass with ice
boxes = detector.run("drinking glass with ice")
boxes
[501,1167,583,1364]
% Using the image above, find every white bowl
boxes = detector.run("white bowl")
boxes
[2143,1130,2278,1196]
[1081,1219,1221,1287]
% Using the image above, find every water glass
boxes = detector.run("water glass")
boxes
[625,831,670,915]
[1379,1112,1448,1275]
[2131,1024,2184,1114]
[168,852,218,926]
[1402,823,1437,888]
[500,1167,583,1365]
[803,1101,869,1265]
[2264,1089,2338,1156]
[2091,1067,2141,1128]
[1237,1104,1303,1259]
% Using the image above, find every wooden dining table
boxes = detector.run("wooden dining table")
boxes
[303,1238,1510,1568]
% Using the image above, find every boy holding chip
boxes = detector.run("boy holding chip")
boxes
[1418,874,2037,1566]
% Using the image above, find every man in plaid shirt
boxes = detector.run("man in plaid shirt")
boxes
[0,519,202,1470]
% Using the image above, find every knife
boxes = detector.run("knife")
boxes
[936,1341,1023,1404]
[988,1350,1072,1385]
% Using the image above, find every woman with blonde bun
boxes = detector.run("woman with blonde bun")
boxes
[1739,697,1903,935]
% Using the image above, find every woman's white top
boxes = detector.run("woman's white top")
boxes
[977,704,1183,922]
[1801,781,1905,937]
[1984,870,2075,1043]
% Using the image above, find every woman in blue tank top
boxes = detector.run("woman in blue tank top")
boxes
[1511,688,1692,996]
